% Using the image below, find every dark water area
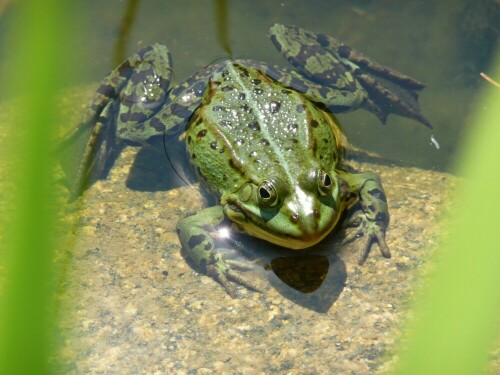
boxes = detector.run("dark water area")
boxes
[2,0,498,173]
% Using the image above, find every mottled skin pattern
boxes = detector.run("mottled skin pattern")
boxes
[61,24,431,297]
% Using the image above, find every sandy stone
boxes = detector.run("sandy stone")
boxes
[55,144,465,374]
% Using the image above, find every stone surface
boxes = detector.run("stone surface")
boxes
[55,145,462,374]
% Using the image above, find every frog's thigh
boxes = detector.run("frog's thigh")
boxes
[263,65,366,112]
[176,206,226,268]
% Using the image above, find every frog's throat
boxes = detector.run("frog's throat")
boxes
[224,204,342,250]
[241,221,333,250]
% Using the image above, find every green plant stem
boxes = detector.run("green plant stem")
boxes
[0,1,70,374]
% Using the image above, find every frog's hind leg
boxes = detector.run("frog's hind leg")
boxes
[59,44,208,199]
[268,23,431,128]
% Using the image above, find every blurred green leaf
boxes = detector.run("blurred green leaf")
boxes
[393,59,500,374]
[0,0,71,374]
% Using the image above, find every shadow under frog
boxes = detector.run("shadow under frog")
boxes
[177,225,346,313]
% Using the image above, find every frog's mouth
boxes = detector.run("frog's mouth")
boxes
[224,203,339,250]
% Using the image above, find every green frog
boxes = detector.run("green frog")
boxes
[61,24,431,297]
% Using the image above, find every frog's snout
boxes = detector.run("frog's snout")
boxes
[289,207,319,233]
[283,204,336,249]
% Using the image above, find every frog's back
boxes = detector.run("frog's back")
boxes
[185,62,345,196]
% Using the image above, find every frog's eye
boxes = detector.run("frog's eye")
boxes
[258,180,278,207]
[317,170,335,196]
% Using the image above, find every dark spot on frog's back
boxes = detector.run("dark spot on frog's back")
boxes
[188,234,206,249]
[248,121,260,131]
[316,33,330,48]
[368,188,387,202]
[229,158,239,170]
[120,112,147,123]
[97,83,117,98]
[194,117,203,126]
[269,101,281,114]
[116,59,132,78]
[337,45,352,58]
[296,104,306,113]
[238,66,250,77]
[269,34,282,51]
[150,117,166,132]
[289,76,307,92]
[310,119,319,128]
[221,85,234,92]
[314,101,327,110]
[197,129,208,138]
[251,78,261,85]
[254,88,263,95]
[210,141,217,150]
[172,104,192,119]
[319,86,332,100]
[310,138,317,153]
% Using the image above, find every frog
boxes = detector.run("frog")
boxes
[60,24,431,297]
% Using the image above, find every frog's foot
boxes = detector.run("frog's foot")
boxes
[342,212,391,265]
[206,252,263,298]
[177,206,264,298]
[268,24,432,128]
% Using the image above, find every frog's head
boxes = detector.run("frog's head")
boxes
[223,169,351,249]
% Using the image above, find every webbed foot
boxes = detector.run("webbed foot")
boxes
[342,211,391,265]
[339,171,391,264]
[177,206,264,298]
[206,251,263,298]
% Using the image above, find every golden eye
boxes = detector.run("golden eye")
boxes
[318,170,334,196]
[258,180,278,207]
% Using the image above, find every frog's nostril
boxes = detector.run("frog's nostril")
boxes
[313,209,320,219]
[290,213,299,223]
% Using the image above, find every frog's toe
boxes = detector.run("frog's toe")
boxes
[206,251,262,298]
[206,263,238,298]
[343,220,391,265]
[356,229,391,265]
[226,269,264,293]
[225,258,257,272]
[341,212,364,244]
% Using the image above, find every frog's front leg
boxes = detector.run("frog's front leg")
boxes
[268,24,431,128]
[339,171,391,265]
[176,206,261,298]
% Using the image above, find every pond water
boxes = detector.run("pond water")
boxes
[49,0,498,173]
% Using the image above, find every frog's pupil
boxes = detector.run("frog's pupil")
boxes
[259,187,271,199]
[324,174,332,187]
